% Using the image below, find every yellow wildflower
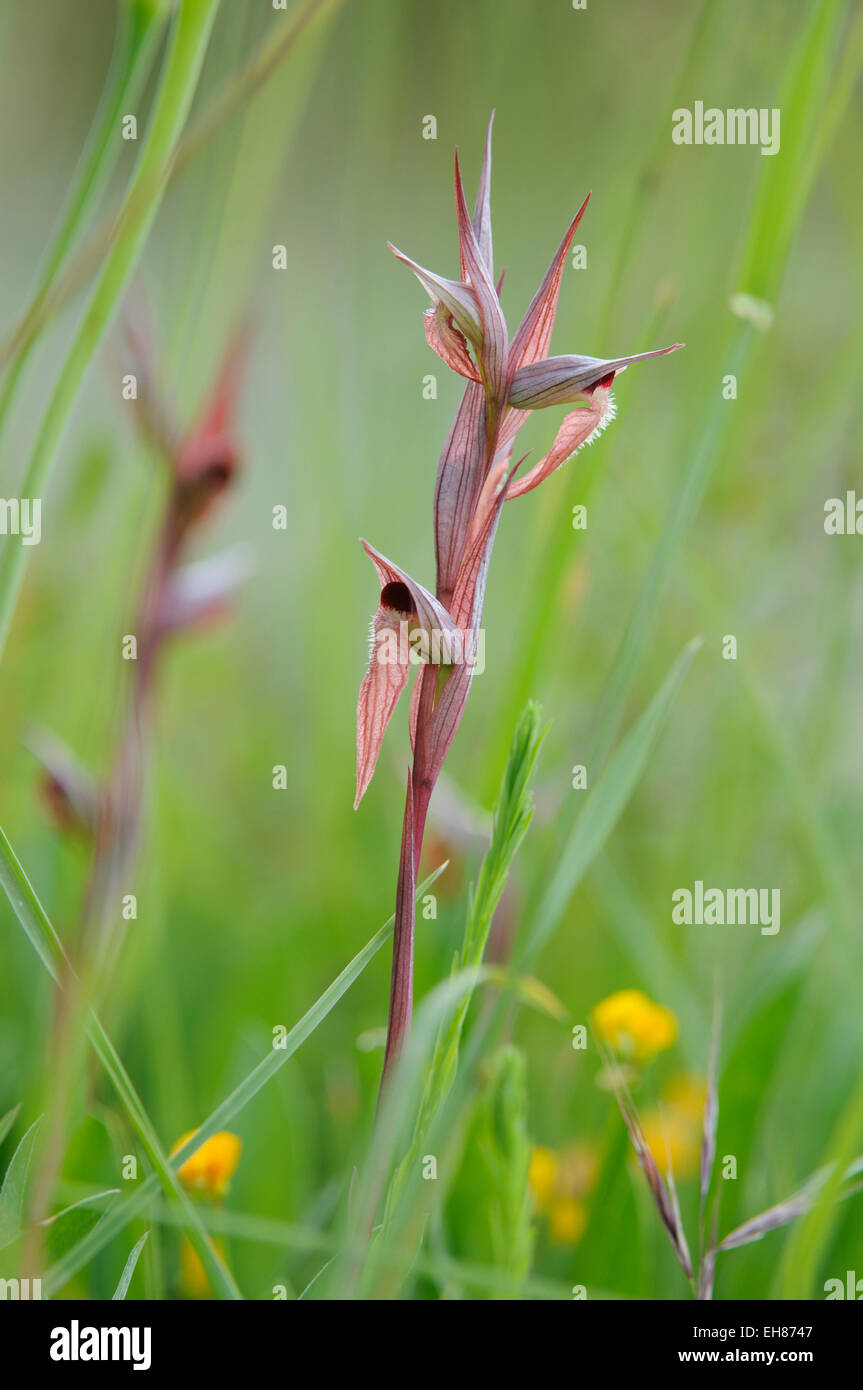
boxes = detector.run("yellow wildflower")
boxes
[548,1195,587,1246]
[662,1072,707,1124]
[179,1236,211,1299]
[172,1129,242,1198]
[590,988,678,1061]
[530,1141,597,1245]
[528,1145,558,1212]
[556,1142,599,1200]
[640,1108,700,1179]
[178,1234,231,1300]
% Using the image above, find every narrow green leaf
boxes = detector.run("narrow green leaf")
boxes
[0,1117,42,1251]
[0,1105,22,1148]
[0,825,64,980]
[113,1231,150,1300]
[41,1190,121,1227]
[518,638,700,970]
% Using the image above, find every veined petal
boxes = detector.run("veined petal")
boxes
[433,380,488,606]
[471,111,495,277]
[355,595,414,809]
[389,244,482,346]
[509,345,683,409]
[356,541,460,808]
[505,387,615,500]
[361,540,458,639]
[424,304,480,382]
[454,153,507,400]
[355,614,411,811]
[507,195,591,373]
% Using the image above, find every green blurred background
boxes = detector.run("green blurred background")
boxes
[1,0,862,1299]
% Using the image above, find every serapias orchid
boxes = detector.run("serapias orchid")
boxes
[355,116,682,1084]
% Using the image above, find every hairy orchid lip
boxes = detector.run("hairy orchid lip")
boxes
[380,581,414,615]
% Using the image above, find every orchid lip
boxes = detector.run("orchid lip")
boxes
[380,581,414,615]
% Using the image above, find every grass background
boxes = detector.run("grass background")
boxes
[1,0,862,1299]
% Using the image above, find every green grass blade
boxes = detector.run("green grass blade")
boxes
[518,637,700,970]
[39,864,447,1295]
[774,1068,863,1298]
[480,4,719,800]
[736,0,843,302]
[587,0,859,767]
[112,1230,150,1300]
[0,1,166,466]
[0,1117,42,1251]
[421,705,545,1125]
[0,825,65,980]
[0,820,240,1297]
[0,0,344,372]
[41,1190,121,1227]
[0,1105,22,1149]
[97,1192,578,1299]
[0,0,220,661]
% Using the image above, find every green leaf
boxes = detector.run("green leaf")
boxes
[113,1231,150,1300]
[0,1117,42,1251]
[449,1045,535,1297]
[0,1105,21,1149]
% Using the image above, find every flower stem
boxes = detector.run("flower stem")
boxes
[380,771,416,1089]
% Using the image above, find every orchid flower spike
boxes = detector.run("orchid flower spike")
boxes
[356,115,682,811]
[355,115,683,1082]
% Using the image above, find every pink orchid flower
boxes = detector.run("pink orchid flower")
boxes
[356,116,682,1083]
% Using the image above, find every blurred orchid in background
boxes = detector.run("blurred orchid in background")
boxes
[30,321,250,962]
